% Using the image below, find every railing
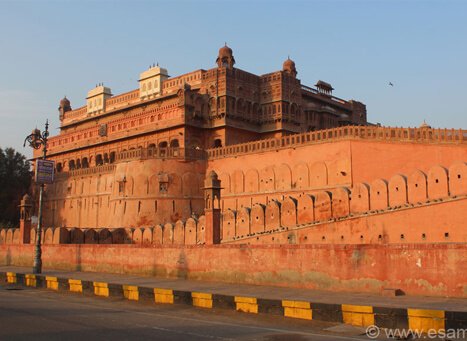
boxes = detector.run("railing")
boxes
[62,106,88,124]
[301,85,348,105]
[106,89,139,108]
[117,147,207,162]
[207,126,467,159]
[55,164,116,179]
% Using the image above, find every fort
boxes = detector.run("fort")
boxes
[1,45,466,298]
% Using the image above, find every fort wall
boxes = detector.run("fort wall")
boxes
[1,243,465,298]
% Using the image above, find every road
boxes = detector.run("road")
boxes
[0,284,375,341]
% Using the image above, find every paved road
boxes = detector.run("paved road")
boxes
[0,284,372,341]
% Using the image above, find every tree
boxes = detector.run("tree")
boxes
[0,147,31,227]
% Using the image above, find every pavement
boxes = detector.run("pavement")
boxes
[1,265,466,332]
[1,285,358,341]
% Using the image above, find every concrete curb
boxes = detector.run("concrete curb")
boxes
[2,271,465,333]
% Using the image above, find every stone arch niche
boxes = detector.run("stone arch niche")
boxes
[163,223,174,245]
[185,218,197,245]
[245,169,259,193]
[314,191,332,221]
[196,215,206,244]
[148,174,159,195]
[219,173,231,195]
[297,194,315,224]
[332,187,350,218]
[70,228,84,244]
[44,228,54,244]
[84,229,98,244]
[259,166,275,192]
[292,163,309,189]
[388,174,408,207]
[142,228,153,244]
[370,179,389,210]
[275,164,292,191]
[152,225,163,244]
[111,228,125,244]
[132,228,143,244]
[222,209,236,241]
[173,220,185,245]
[281,197,298,227]
[6,229,14,244]
[98,229,112,244]
[407,170,428,204]
[231,170,245,194]
[250,204,265,233]
[309,162,328,188]
[449,162,467,196]
[327,158,351,186]
[235,207,250,238]
[265,200,281,231]
[12,229,20,244]
[427,165,449,199]
[350,183,370,214]
[53,227,70,244]
[0,229,6,244]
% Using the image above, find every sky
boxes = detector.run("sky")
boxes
[0,0,466,157]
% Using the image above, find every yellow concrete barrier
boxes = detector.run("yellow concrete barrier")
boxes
[342,304,374,327]
[25,274,36,287]
[154,288,174,304]
[69,279,83,293]
[235,296,258,314]
[282,300,312,320]
[6,272,16,284]
[123,285,139,301]
[93,282,109,297]
[46,276,58,290]
[408,309,445,332]
[192,292,213,308]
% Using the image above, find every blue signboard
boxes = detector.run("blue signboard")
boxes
[35,159,55,184]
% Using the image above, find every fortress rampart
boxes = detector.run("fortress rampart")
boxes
[1,161,465,246]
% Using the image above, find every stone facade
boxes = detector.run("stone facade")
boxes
[33,45,372,227]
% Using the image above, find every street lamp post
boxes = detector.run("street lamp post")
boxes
[24,120,50,274]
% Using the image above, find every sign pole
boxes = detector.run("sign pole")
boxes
[24,120,51,274]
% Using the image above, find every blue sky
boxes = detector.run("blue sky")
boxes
[1,0,466,156]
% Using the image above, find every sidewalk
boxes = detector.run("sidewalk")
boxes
[1,265,466,331]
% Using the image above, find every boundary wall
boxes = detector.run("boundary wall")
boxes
[1,243,466,297]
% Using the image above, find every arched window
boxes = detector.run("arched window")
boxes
[69,160,75,170]
[76,159,81,169]
[82,157,89,169]
[96,154,103,166]
[170,139,179,148]
[214,139,222,148]
[56,162,62,173]
[103,153,109,164]
[158,141,168,157]
[109,152,116,163]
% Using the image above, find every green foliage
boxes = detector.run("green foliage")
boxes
[0,147,31,227]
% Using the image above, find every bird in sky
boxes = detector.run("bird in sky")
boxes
[389,82,394,86]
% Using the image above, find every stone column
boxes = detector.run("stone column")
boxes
[19,194,33,244]
[203,170,221,245]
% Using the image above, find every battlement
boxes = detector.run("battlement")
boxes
[207,126,467,159]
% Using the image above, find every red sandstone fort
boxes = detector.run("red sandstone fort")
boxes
[1,45,466,298]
